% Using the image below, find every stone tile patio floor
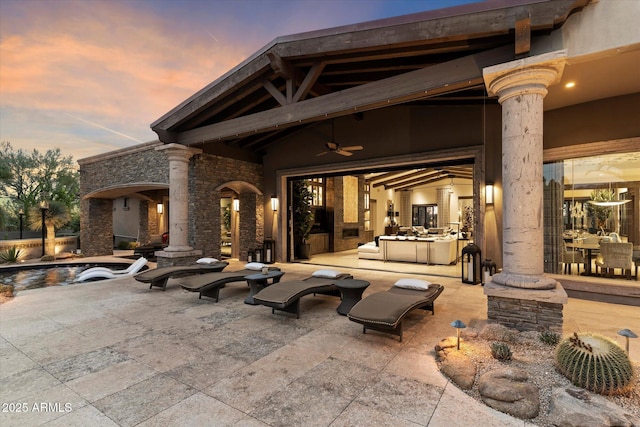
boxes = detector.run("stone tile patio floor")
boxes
[1,259,638,426]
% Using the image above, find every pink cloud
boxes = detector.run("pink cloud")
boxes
[1,0,248,132]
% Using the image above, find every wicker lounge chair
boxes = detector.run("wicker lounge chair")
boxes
[347,279,444,341]
[179,263,281,301]
[252,269,353,318]
[134,259,229,290]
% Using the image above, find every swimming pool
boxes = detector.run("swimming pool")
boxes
[0,263,135,292]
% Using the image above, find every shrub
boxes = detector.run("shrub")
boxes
[40,254,55,262]
[117,241,137,250]
[539,331,561,346]
[490,342,512,361]
[555,332,634,395]
[0,246,24,263]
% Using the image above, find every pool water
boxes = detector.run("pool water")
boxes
[0,264,131,292]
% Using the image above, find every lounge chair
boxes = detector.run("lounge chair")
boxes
[179,262,281,301]
[74,257,148,282]
[134,258,229,290]
[347,279,444,341]
[252,269,353,318]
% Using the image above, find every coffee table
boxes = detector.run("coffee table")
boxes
[335,279,370,315]
[244,270,285,305]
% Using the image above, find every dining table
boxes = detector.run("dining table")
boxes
[565,242,601,276]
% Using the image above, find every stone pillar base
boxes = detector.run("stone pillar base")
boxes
[155,249,203,268]
[484,280,567,332]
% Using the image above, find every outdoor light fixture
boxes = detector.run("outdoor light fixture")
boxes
[18,208,24,240]
[451,320,466,350]
[233,199,240,212]
[270,195,278,212]
[157,203,163,214]
[486,183,494,204]
[618,329,637,355]
[40,199,49,257]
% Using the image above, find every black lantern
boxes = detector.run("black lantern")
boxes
[481,258,497,285]
[461,243,482,285]
[247,249,255,263]
[254,247,263,263]
[263,238,275,264]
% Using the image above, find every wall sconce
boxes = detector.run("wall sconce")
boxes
[157,203,163,214]
[233,199,240,212]
[451,320,466,350]
[486,183,494,204]
[270,195,278,212]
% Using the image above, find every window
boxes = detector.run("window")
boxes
[543,151,637,275]
[412,205,438,228]
[308,178,324,207]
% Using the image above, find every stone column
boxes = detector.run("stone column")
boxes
[482,51,568,332]
[484,51,567,289]
[437,188,451,228]
[155,144,202,265]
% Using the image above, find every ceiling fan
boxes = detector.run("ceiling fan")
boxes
[316,141,363,157]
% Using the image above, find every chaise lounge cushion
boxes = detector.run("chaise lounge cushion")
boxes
[347,283,444,341]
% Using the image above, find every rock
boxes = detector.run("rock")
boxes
[439,351,476,390]
[548,387,640,427]
[477,367,539,419]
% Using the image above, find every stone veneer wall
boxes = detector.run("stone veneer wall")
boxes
[80,198,113,256]
[189,153,263,260]
[79,142,169,257]
[329,176,365,252]
[487,296,563,332]
[79,144,264,259]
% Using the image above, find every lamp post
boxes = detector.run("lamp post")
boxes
[40,200,49,257]
[18,209,24,240]
[451,320,466,350]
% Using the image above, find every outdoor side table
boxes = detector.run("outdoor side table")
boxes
[335,279,370,315]
[244,270,285,305]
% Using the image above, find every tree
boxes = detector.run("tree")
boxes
[0,141,79,230]
[28,201,70,256]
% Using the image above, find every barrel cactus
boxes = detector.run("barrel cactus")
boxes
[555,332,635,395]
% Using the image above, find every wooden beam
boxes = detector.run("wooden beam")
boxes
[262,78,287,106]
[387,173,450,190]
[293,62,325,102]
[176,46,514,146]
[373,170,439,187]
[515,15,531,56]
[267,52,295,79]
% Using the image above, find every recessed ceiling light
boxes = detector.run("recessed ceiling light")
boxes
[565,82,576,89]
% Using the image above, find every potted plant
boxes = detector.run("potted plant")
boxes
[586,189,613,234]
[292,179,314,259]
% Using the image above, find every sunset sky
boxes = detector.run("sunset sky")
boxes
[1,0,479,162]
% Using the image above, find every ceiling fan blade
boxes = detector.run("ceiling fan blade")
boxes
[326,141,338,150]
[316,151,329,156]
[336,149,353,156]
[341,145,363,151]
